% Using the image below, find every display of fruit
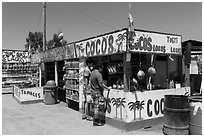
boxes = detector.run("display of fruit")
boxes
[113,84,117,89]
[108,67,111,73]
[121,84,124,89]
[137,70,145,80]
[108,86,112,89]
[148,66,156,76]
[132,78,138,85]
[113,66,116,73]
[110,66,114,74]
[117,85,121,89]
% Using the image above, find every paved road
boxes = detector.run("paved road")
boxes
[2,94,163,135]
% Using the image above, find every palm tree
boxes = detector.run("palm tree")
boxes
[137,100,145,120]
[118,98,126,120]
[111,98,120,118]
[128,101,139,120]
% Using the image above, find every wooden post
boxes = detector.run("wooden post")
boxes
[124,28,131,92]
[123,52,131,92]
[41,62,46,85]
[184,42,191,88]
[43,2,46,51]
[39,65,42,87]
[79,57,85,113]
[41,2,47,86]
[184,65,190,87]
[55,61,58,86]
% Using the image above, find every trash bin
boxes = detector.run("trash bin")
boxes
[43,80,58,105]
[189,95,202,135]
[163,95,189,135]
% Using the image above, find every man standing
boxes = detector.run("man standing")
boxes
[90,64,111,126]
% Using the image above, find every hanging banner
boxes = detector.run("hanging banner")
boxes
[130,30,182,55]
[65,43,76,59]
[2,50,30,63]
[75,29,127,57]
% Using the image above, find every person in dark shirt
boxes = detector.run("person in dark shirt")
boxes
[90,64,111,126]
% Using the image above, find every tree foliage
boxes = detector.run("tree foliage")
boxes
[25,31,43,54]
[25,31,68,53]
[46,33,68,50]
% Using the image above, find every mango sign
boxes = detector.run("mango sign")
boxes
[75,30,127,57]
[130,31,182,55]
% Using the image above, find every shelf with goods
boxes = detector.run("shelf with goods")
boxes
[63,59,80,103]
[65,88,79,102]
[2,62,39,88]
[30,64,40,87]
[108,62,123,75]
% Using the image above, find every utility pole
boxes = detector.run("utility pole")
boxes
[40,2,47,86]
[43,2,46,51]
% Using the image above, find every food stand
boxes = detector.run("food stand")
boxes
[31,28,190,130]
[72,28,190,130]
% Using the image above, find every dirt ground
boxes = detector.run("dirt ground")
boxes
[2,93,163,135]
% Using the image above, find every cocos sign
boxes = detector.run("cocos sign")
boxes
[75,30,127,57]
[147,98,164,117]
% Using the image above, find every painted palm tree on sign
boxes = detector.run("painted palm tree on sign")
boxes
[137,100,145,120]
[128,101,139,120]
[115,32,127,52]
[118,98,126,120]
[111,98,120,118]
[106,98,112,114]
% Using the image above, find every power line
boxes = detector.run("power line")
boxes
[71,3,125,29]
[48,3,111,31]
[65,3,118,30]
[36,6,43,32]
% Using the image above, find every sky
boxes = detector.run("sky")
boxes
[2,1,202,50]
